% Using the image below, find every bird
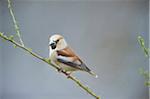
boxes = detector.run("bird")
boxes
[49,34,98,78]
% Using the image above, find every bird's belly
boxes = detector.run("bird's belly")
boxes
[50,52,76,72]
[59,63,77,72]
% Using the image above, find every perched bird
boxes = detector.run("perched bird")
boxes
[49,34,97,78]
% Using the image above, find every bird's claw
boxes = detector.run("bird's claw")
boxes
[66,72,71,78]
[57,68,63,73]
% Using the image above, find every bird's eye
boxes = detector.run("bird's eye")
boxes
[55,39,59,43]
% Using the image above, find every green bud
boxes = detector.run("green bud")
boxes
[13,44,17,48]
[44,58,51,63]
[9,35,14,40]
[0,32,3,36]
[28,48,32,52]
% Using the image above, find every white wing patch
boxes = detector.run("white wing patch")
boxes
[57,56,81,66]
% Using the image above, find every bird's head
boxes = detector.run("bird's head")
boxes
[49,34,68,50]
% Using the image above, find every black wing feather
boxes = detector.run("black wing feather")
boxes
[57,58,91,72]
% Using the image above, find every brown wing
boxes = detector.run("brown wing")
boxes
[57,47,91,72]
[57,47,76,57]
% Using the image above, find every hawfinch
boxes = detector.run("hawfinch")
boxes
[49,34,97,78]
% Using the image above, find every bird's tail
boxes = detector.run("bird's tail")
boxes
[81,63,98,78]
[88,71,98,78]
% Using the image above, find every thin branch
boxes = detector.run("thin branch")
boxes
[7,0,24,46]
[138,35,149,57]
[137,35,150,87]
[0,33,100,99]
[4,0,100,98]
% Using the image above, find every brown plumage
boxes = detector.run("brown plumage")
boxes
[57,46,91,72]
[49,34,98,78]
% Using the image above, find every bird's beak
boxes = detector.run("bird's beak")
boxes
[49,42,56,49]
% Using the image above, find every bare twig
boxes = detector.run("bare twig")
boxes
[0,33,100,99]
[137,35,150,87]
[7,0,24,46]
[138,35,149,57]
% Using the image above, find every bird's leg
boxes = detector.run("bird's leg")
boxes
[57,68,72,78]
[57,68,63,73]
[66,71,72,78]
